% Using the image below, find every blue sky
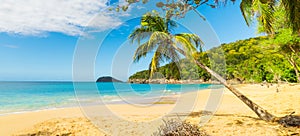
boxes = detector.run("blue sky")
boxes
[0,0,257,81]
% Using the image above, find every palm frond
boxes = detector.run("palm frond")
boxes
[148,31,171,47]
[240,0,275,34]
[144,31,171,62]
[128,27,152,44]
[157,44,181,63]
[174,33,203,53]
[240,0,254,26]
[133,31,171,62]
[148,44,181,77]
[174,35,197,60]
[255,0,275,34]
[175,33,203,49]
[133,42,154,62]
[281,0,300,33]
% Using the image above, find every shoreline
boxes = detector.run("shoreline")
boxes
[0,84,216,117]
[0,82,287,117]
[1,84,299,135]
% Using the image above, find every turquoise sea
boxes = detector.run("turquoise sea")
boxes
[0,82,216,115]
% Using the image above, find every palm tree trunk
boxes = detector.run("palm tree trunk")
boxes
[173,47,277,122]
[193,59,276,122]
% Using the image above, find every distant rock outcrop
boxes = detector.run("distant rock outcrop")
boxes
[96,76,123,82]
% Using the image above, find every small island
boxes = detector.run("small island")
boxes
[96,76,123,83]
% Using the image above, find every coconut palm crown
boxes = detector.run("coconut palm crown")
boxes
[129,11,203,77]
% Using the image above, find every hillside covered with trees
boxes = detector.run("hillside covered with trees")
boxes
[129,35,300,83]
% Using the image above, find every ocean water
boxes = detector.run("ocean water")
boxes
[0,82,216,115]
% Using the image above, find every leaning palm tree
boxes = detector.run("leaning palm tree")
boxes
[129,11,277,122]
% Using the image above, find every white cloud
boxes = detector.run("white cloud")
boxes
[2,45,19,49]
[0,0,126,36]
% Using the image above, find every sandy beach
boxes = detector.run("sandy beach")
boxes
[1,84,299,136]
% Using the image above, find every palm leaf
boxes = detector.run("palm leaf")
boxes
[148,32,171,47]
[175,33,203,49]
[255,0,275,34]
[240,0,253,26]
[129,28,152,44]
[133,31,171,62]
[133,42,155,62]
[281,0,300,33]
[174,33,203,52]
[240,0,275,34]
[157,44,181,63]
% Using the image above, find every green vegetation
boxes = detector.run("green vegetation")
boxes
[130,35,300,83]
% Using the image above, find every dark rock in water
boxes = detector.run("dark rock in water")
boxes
[278,112,300,127]
[96,76,123,82]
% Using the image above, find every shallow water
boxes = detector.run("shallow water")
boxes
[0,82,218,115]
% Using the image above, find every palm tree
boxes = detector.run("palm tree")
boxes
[240,0,300,35]
[129,11,277,122]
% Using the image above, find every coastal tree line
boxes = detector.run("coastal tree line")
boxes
[128,0,300,83]
[129,35,300,83]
